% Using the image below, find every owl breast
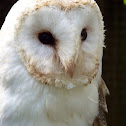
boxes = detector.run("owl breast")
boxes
[0,78,99,126]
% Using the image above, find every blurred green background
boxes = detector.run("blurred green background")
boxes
[0,0,126,126]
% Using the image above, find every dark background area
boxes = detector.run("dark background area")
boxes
[97,0,126,126]
[0,0,126,126]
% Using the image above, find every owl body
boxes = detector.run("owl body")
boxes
[0,66,99,126]
[0,0,108,126]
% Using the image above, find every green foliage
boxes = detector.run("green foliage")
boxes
[124,0,126,5]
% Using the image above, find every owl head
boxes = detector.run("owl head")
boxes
[0,0,104,89]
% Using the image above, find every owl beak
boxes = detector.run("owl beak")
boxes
[66,64,75,78]
[57,37,79,78]
[62,62,75,78]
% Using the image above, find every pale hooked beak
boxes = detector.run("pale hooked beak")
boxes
[57,37,80,78]
[63,62,75,78]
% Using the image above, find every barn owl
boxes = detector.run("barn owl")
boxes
[0,0,109,126]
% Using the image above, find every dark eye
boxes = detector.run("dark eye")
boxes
[81,29,87,41]
[38,32,55,46]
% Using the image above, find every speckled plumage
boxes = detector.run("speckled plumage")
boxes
[0,0,108,126]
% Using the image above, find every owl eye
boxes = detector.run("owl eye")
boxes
[81,29,87,41]
[38,32,55,46]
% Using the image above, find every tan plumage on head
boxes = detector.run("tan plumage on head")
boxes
[0,0,109,126]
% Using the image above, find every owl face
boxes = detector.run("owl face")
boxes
[2,0,104,89]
